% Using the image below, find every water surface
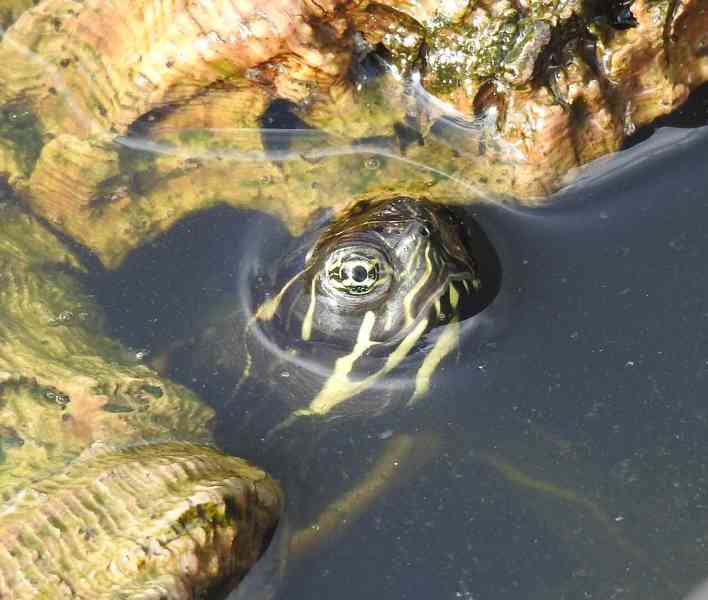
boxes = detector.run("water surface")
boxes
[94,85,708,600]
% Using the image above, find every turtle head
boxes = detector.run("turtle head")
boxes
[251,196,498,421]
[297,197,480,345]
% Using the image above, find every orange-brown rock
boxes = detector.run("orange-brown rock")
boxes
[0,0,352,138]
[0,0,705,267]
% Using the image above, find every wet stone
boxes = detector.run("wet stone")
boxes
[101,402,134,413]
[140,384,163,398]
[42,388,70,407]
[0,425,23,447]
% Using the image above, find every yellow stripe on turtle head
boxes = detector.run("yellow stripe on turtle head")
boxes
[408,316,460,406]
[403,243,433,325]
[305,310,379,415]
[255,270,305,321]
[301,277,318,341]
[449,282,459,310]
[433,296,443,322]
[305,314,430,417]
[401,238,423,276]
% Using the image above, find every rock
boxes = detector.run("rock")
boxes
[0,199,282,598]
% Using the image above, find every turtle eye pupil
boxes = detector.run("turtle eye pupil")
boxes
[323,251,383,297]
[352,266,368,282]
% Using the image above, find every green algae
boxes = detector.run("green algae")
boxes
[0,203,216,495]
[0,103,43,176]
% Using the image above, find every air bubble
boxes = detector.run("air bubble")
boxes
[50,310,74,325]
[133,348,151,361]
[45,390,69,405]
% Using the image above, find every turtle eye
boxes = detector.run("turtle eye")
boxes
[320,246,391,301]
[328,255,380,296]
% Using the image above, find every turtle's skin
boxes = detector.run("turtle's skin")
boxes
[164,195,500,443]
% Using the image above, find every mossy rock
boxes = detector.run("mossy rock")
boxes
[0,199,282,599]
[0,0,703,268]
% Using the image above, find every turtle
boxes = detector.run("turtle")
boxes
[0,182,505,599]
[0,0,706,597]
[159,195,502,447]
[123,191,506,596]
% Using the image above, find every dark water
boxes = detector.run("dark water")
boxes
[94,85,708,600]
[278,116,708,600]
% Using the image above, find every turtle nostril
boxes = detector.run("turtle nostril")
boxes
[352,266,368,282]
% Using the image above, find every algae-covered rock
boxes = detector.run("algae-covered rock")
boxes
[0,0,36,31]
[0,0,704,269]
[0,442,280,600]
[0,201,210,485]
[0,0,351,139]
[0,196,282,598]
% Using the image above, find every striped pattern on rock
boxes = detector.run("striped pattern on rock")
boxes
[0,441,282,600]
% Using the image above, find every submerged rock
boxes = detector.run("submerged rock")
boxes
[0,201,282,599]
[0,0,703,267]
[0,442,280,600]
